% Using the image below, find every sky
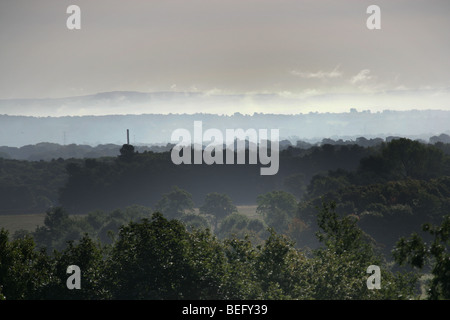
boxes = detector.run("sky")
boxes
[0,0,449,116]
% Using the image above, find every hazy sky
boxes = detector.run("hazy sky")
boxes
[1,0,449,115]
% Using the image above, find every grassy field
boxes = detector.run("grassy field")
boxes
[236,205,260,220]
[0,205,260,235]
[0,213,46,234]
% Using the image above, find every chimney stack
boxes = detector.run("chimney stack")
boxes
[127,129,130,145]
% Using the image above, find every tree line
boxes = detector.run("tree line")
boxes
[5,202,449,300]
[0,141,375,214]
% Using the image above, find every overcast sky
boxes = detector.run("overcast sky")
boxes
[0,0,449,115]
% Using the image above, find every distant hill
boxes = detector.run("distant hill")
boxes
[0,111,449,148]
[1,91,450,147]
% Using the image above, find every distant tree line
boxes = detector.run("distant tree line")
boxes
[2,133,450,161]
[55,143,373,213]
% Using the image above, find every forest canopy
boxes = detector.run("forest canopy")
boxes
[1,138,450,300]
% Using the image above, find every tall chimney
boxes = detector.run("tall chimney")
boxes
[127,129,130,145]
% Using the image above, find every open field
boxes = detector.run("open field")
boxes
[236,205,260,220]
[0,205,260,235]
[0,213,46,234]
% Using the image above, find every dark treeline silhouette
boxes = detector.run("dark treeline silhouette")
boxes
[2,138,450,216]
[2,133,450,161]
[0,141,373,214]
[295,138,450,254]
[0,142,172,161]
[58,143,374,214]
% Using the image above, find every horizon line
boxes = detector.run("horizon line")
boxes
[1,108,450,119]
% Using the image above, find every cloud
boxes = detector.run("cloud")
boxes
[350,69,373,84]
[290,65,342,80]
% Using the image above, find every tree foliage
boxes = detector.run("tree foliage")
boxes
[0,205,420,300]
[155,186,195,219]
[2,138,450,299]
[393,215,450,299]
[200,192,237,229]
[257,191,297,233]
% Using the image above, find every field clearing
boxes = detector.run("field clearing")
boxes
[193,205,260,220]
[236,205,260,220]
[0,213,88,235]
[0,205,260,235]
[0,213,46,234]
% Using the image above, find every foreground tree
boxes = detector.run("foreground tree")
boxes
[0,203,422,300]
[44,235,109,299]
[0,229,52,300]
[393,215,450,299]
[105,212,226,299]
[311,201,418,299]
